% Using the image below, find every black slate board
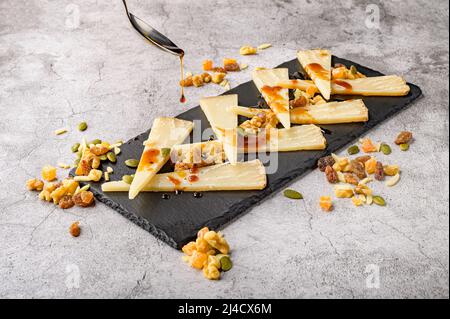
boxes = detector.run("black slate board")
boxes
[71,56,422,249]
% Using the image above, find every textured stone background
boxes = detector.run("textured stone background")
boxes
[0,0,448,298]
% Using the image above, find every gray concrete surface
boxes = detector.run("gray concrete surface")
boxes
[0,0,448,298]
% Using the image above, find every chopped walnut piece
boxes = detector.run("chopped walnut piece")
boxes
[69,222,81,237]
[318,156,335,172]
[325,166,339,183]
[26,178,44,191]
[374,161,385,181]
[350,160,367,179]
[72,190,95,207]
[344,173,359,185]
[395,131,413,145]
[354,155,371,164]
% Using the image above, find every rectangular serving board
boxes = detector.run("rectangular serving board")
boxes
[71,56,422,249]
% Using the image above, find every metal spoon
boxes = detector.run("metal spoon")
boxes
[122,0,184,57]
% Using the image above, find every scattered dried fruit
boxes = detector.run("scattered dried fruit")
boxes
[352,195,365,206]
[90,144,109,156]
[350,160,367,179]
[395,131,412,145]
[319,196,333,212]
[180,76,193,87]
[69,222,81,237]
[59,195,75,209]
[361,138,377,153]
[354,155,371,164]
[365,157,377,174]
[318,156,335,172]
[223,58,240,72]
[202,59,213,71]
[192,74,204,87]
[325,165,339,184]
[26,178,44,191]
[201,72,211,83]
[73,190,95,207]
[42,165,57,182]
[383,165,400,176]
[283,189,303,199]
[374,161,385,181]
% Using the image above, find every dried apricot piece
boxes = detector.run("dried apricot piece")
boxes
[42,165,57,182]
[202,59,213,71]
[361,138,377,153]
[69,222,81,237]
[319,196,333,212]
[365,157,377,174]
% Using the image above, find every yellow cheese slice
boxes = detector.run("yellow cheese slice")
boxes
[200,95,238,164]
[297,49,332,100]
[252,68,291,128]
[128,117,193,199]
[102,160,267,192]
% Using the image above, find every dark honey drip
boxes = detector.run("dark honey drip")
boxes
[193,192,203,198]
[179,53,186,103]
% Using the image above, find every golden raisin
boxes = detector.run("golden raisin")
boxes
[201,72,211,83]
[72,190,95,207]
[192,75,204,87]
[290,96,308,108]
[350,160,367,179]
[395,131,412,145]
[180,76,193,87]
[344,173,359,185]
[59,195,75,209]
[212,72,226,84]
[365,157,377,174]
[89,144,109,156]
[190,251,207,269]
[69,222,81,237]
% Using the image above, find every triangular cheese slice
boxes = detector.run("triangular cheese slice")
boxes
[252,68,290,128]
[102,160,266,192]
[297,49,331,100]
[129,117,193,199]
[200,95,238,164]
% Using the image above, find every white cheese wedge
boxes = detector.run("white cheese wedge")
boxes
[128,117,193,199]
[252,68,291,128]
[200,95,238,165]
[102,160,267,192]
[331,75,410,96]
[237,125,326,153]
[229,99,368,125]
[297,49,332,99]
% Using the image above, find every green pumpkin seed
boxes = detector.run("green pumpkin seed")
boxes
[78,121,88,131]
[122,175,134,184]
[380,143,392,155]
[347,145,360,155]
[99,154,107,161]
[88,139,101,146]
[283,189,303,200]
[71,142,80,153]
[350,65,357,75]
[217,254,233,272]
[400,143,409,151]
[161,148,171,157]
[125,159,139,168]
[107,151,116,163]
[373,195,386,206]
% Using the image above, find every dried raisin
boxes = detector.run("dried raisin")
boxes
[59,195,75,209]
[354,155,371,164]
[72,190,95,207]
[350,160,367,179]
[325,166,339,183]
[375,161,385,181]
[395,131,412,145]
[318,156,335,172]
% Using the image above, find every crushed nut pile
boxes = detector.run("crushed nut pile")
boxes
[182,227,232,280]
[316,131,413,211]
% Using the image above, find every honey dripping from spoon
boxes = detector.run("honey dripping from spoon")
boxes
[179,53,186,103]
